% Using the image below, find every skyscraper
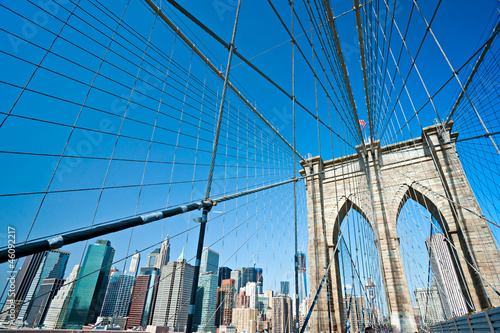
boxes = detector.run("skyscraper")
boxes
[25,278,65,327]
[414,284,446,325]
[139,267,160,326]
[280,281,290,296]
[242,282,258,309]
[297,252,307,299]
[43,265,81,329]
[218,267,232,287]
[230,269,242,292]
[152,250,194,331]
[17,250,70,324]
[241,267,257,288]
[426,233,468,318]
[200,247,219,274]
[194,272,218,333]
[0,252,46,322]
[232,307,258,333]
[147,248,160,268]
[129,252,141,277]
[155,236,170,270]
[273,295,293,333]
[126,272,156,329]
[64,239,115,328]
[100,271,135,318]
[256,268,263,294]
[220,279,236,326]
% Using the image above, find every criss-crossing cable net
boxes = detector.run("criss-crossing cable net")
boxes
[0,1,500,333]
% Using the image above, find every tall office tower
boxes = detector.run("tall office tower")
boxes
[200,247,220,274]
[147,248,160,268]
[273,296,293,333]
[17,249,70,324]
[100,271,135,318]
[152,251,194,331]
[64,240,115,328]
[139,267,160,326]
[194,272,218,332]
[426,234,468,318]
[155,236,170,270]
[280,281,290,296]
[220,279,236,326]
[241,267,257,288]
[218,267,232,287]
[343,294,367,332]
[232,307,258,333]
[256,268,263,294]
[129,252,141,277]
[414,284,446,325]
[230,269,242,292]
[236,291,250,308]
[0,252,46,322]
[43,265,81,329]
[25,278,64,327]
[262,290,274,322]
[296,252,307,299]
[242,282,258,309]
[126,275,150,329]
[126,268,160,330]
[258,294,270,317]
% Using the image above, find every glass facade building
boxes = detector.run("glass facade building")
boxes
[200,247,219,274]
[64,239,115,328]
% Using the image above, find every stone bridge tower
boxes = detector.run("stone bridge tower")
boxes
[300,123,500,333]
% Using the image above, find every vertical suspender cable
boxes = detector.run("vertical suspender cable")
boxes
[291,2,300,333]
[185,2,242,333]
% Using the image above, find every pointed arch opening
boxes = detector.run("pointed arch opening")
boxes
[331,198,389,332]
[395,186,471,331]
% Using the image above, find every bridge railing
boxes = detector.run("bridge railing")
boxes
[429,307,500,332]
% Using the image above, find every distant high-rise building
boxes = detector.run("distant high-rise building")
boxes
[262,290,274,321]
[280,281,290,296]
[200,247,219,274]
[64,239,115,328]
[232,307,258,333]
[25,278,65,327]
[147,248,160,268]
[100,271,135,318]
[273,296,293,333]
[126,274,152,329]
[256,268,263,294]
[230,270,242,292]
[17,250,69,324]
[151,250,194,331]
[426,233,468,318]
[194,272,218,332]
[141,267,160,326]
[43,265,81,329]
[242,282,258,309]
[155,236,170,270]
[220,279,236,326]
[0,252,46,322]
[241,267,257,288]
[236,291,250,308]
[129,252,141,277]
[415,284,446,325]
[297,252,307,299]
[218,267,232,287]
[258,294,270,316]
